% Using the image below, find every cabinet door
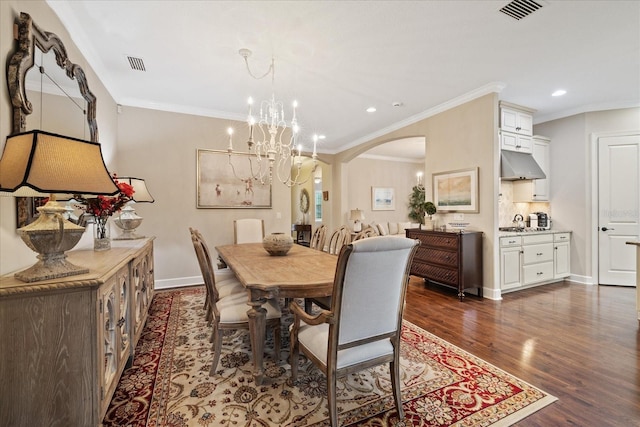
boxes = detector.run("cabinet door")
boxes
[98,276,119,412]
[500,246,522,290]
[501,107,533,136]
[130,244,155,349]
[532,138,549,200]
[501,132,532,153]
[554,241,570,279]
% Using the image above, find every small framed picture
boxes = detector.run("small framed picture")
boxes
[371,187,395,211]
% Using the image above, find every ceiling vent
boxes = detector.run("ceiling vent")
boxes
[127,56,146,71]
[499,0,543,20]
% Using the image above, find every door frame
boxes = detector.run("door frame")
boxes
[590,130,640,285]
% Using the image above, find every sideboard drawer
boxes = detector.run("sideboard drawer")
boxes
[406,229,483,300]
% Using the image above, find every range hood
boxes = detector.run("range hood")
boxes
[500,150,546,180]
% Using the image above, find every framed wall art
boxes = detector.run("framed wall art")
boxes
[432,167,479,213]
[197,149,272,208]
[371,187,395,211]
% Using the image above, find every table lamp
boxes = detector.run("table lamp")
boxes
[113,177,155,240]
[349,208,365,232]
[0,130,119,282]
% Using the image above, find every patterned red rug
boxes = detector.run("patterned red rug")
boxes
[104,287,556,426]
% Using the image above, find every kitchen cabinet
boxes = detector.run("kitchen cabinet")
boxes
[554,233,571,279]
[500,130,533,153]
[499,231,571,292]
[406,229,483,300]
[0,238,155,427]
[513,136,550,201]
[500,102,535,154]
[500,236,523,291]
[500,103,533,136]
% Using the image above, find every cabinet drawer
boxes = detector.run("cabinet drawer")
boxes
[554,232,570,242]
[414,233,458,249]
[522,243,553,264]
[523,234,553,245]
[411,262,458,286]
[416,247,458,267]
[500,236,522,247]
[523,261,554,285]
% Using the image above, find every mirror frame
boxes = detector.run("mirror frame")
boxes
[6,12,99,228]
[7,12,98,142]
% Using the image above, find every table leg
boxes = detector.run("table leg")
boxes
[247,292,267,385]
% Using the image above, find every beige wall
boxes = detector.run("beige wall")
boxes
[346,157,422,227]
[0,1,119,276]
[335,93,500,297]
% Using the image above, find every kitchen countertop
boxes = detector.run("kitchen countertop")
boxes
[498,229,572,237]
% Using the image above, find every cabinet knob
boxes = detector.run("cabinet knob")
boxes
[536,252,543,256]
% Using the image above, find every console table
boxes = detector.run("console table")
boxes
[406,229,483,300]
[0,238,155,426]
[293,224,312,246]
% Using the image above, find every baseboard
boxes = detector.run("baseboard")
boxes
[155,275,203,290]
[483,287,502,300]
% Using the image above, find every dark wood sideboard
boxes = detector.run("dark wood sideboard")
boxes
[406,229,483,300]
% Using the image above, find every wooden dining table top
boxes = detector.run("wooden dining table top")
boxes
[215,243,338,297]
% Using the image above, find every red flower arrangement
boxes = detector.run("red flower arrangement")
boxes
[74,174,135,220]
[74,174,135,241]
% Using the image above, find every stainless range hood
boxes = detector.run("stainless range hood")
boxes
[500,150,546,180]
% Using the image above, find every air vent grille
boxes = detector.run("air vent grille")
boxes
[499,0,543,20]
[127,56,146,71]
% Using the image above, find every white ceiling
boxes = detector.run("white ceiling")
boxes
[46,1,639,160]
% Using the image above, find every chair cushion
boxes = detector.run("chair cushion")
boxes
[216,278,245,298]
[398,222,412,234]
[218,294,281,323]
[295,323,393,370]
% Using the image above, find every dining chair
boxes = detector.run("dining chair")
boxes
[290,236,420,427]
[234,218,265,244]
[327,226,351,255]
[190,227,282,375]
[189,228,244,323]
[310,225,327,251]
[352,226,379,241]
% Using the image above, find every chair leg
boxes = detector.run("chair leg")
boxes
[327,371,338,427]
[304,298,313,314]
[390,358,405,420]
[273,321,281,363]
[290,324,299,381]
[209,324,222,376]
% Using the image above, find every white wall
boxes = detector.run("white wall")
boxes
[534,107,640,283]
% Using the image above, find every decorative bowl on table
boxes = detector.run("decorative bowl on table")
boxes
[263,232,294,256]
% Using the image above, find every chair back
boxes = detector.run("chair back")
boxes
[327,226,351,255]
[234,218,265,244]
[352,226,379,241]
[331,236,419,347]
[310,225,327,251]
[189,228,220,303]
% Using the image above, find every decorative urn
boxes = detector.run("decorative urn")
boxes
[262,232,294,256]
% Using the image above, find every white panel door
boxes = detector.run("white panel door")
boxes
[598,135,640,286]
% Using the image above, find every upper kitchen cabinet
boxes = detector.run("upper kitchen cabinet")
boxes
[500,102,535,154]
[513,136,550,201]
[500,102,534,136]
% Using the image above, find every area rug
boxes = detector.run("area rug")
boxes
[104,287,556,426]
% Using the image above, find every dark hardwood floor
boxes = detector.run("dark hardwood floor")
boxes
[402,277,640,426]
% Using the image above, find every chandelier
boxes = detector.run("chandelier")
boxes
[226,48,318,187]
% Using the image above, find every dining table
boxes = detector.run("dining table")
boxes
[215,242,338,385]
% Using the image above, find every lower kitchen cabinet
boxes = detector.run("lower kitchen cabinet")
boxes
[0,238,155,427]
[499,231,571,292]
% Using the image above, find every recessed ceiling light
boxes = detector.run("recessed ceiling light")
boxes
[552,89,567,97]
[366,107,377,113]
[318,135,326,140]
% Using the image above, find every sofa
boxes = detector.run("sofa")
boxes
[367,221,420,237]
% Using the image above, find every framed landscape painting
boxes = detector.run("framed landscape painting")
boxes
[197,149,272,208]
[433,167,479,213]
[371,187,395,211]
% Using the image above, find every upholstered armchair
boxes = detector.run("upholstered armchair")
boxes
[290,236,420,426]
